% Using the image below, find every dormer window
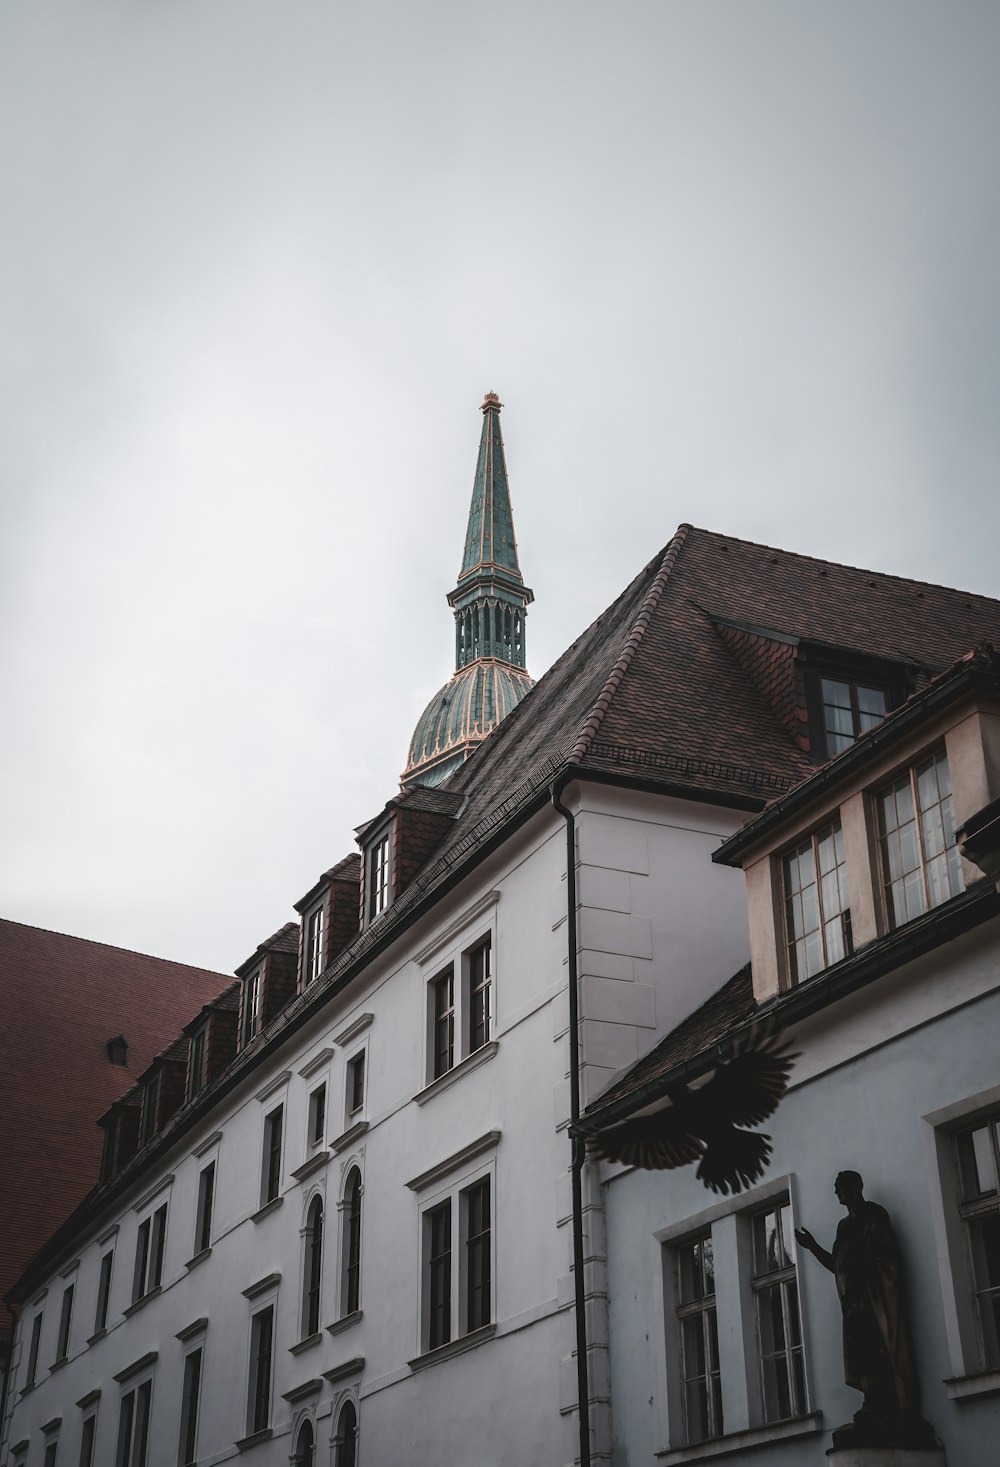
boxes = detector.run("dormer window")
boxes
[304,905,324,987]
[783,820,851,982]
[819,677,888,756]
[140,1074,160,1147]
[241,966,262,1047]
[877,748,965,928]
[368,833,390,920]
[188,1025,207,1101]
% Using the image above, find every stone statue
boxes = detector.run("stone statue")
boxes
[795,1171,937,1450]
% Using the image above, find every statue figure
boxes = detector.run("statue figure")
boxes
[795,1172,937,1449]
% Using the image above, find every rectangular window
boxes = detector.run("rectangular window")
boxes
[179,1347,202,1466]
[427,1202,452,1351]
[241,968,261,1047]
[132,1203,167,1302]
[101,1115,119,1182]
[55,1282,74,1363]
[115,1379,151,1467]
[368,835,390,919]
[195,1163,215,1255]
[43,1442,58,1467]
[262,1106,283,1204]
[94,1250,114,1334]
[878,749,965,929]
[79,1416,96,1467]
[432,967,455,1079]
[309,1084,327,1146]
[783,820,851,982]
[25,1310,43,1387]
[304,906,324,986]
[956,1117,1000,1369]
[248,1306,274,1435]
[750,1202,806,1421]
[468,939,492,1054]
[140,1076,159,1147]
[820,676,888,757]
[187,1026,207,1100]
[464,1179,491,1332]
[676,1234,723,1444]
[347,1054,365,1118]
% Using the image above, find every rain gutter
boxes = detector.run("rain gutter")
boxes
[550,772,592,1467]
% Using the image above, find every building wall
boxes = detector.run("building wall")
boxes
[603,916,1000,1466]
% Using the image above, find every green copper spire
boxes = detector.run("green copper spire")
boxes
[401,393,535,788]
[448,392,534,672]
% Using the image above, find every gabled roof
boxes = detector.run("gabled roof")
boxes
[0,919,229,1312]
[235,921,299,977]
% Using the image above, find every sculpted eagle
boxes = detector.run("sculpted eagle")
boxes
[591,1024,798,1195]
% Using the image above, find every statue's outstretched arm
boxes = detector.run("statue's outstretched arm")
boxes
[794,1225,834,1272]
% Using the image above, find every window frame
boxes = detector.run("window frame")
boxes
[340,1166,364,1319]
[803,659,901,761]
[954,1116,1000,1370]
[78,1410,98,1467]
[246,1302,275,1437]
[674,1233,723,1445]
[420,915,499,1091]
[131,1202,167,1304]
[308,1082,327,1149]
[366,830,391,921]
[94,1249,114,1335]
[332,1397,358,1467]
[115,1373,153,1467]
[261,1105,284,1207]
[344,1047,367,1128]
[194,1161,215,1257]
[748,1201,807,1424]
[54,1280,75,1364]
[417,1160,495,1356]
[301,1194,324,1340]
[140,1074,160,1148]
[178,1344,203,1467]
[780,818,852,985]
[241,965,262,1048]
[25,1307,44,1388]
[303,903,325,988]
[187,1025,207,1102]
[875,746,965,932]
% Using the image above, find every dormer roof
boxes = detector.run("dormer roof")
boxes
[235,922,300,978]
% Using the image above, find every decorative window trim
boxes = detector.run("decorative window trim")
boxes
[283,1377,323,1404]
[332,1013,373,1048]
[655,1412,823,1463]
[245,1290,278,1440]
[338,1165,364,1322]
[76,1389,101,1410]
[293,1150,331,1183]
[365,825,393,923]
[60,1258,80,1280]
[302,901,326,988]
[300,1046,335,1080]
[242,1272,282,1301]
[97,1223,119,1246]
[923,1082,1000,1382]
[178,1339,204,1467]
[406,1131,501,1193]
[322,1356,364,1385]
[331,1120,369,1155]
[413,890,501,966]
[420,911,499,1088]
[256,1070,291,1104]
[176,1317,208,1343]
[113,1350,158,1386]
[415,1149,496,1356]
[193,1130,223,1159]
[415,1040,499,1106]
[131,1174,174,1215]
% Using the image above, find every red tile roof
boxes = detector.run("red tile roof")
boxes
[0,919,229,1311]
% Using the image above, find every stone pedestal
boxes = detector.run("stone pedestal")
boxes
[827,1451,946,1467]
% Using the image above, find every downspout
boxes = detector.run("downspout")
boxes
[551,774,592,1467]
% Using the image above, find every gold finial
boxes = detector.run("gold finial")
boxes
[481,390,502,413]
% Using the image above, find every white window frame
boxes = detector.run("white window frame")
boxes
[78,1402,99,1467]
[416,893,500,1093]
[366,830,391,921]
[875,745,965,931]
[244,1288,278,1439]
[408,1137,498,1359]
[115,1367,154,1467]
[261,1104,284,1207]
[308,1081,328,1150]
[24,1303,44,1389]
[300,1189,325,1342]
[303,902,325,988]
[337,1161,364,1321]
[93,1247,115,1337]
[131,1201,168,1304]
[923,1083,1000,1395]
[178,1341,203,1467]
[343,1044,368,1130]
[654,1175,815,1455]
[331,1393,360,1466]
[193,1161,216,1258]
[54,1278,75,1364]
[241,965,263,1048]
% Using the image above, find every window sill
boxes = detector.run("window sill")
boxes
[19,1384,36,1399]
[236,1427,273,1452]
[289,1332,322,1356]
[656,1413,823,1463]
[291,1150,330,1183]
[408,1322,497,1372]
[186,1247,212,1271]
[49,1357,67,1372]
[414,1041,498,1106]
[327,1309,362,1338]
[251,1196,283,1224]
[123,1285,161,1318]
[944,1368,1000,1401]
[330,1120,369,1154]
[87,1329,106,1346]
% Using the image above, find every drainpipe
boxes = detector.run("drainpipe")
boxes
[551,774,592,1467]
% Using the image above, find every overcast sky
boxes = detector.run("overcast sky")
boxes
[2,0,998,974]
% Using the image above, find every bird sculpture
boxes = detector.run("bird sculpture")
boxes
[591,1023,798,1195]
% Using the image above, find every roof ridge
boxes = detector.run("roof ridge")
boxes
[567,524,691,765]
[686,525,1000,605]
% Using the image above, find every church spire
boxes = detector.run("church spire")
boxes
[401,393,535,788]
[448,392,534,672]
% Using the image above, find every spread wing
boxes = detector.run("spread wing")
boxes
[591,1106,704,1171]
[696,1022,798,1129]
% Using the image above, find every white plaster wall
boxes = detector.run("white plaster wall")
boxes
[603,916,1000,1467]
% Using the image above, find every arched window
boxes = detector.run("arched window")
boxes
[303,1197,323,1338]
[294,1419,315,1467]
[334,1400,357,1467]
[343,1168,362,1316]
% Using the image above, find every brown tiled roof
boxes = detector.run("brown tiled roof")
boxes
[585,966,757,1116]
[326,853,362,882]
[0,920,229,1311]
[235,920,300,975]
